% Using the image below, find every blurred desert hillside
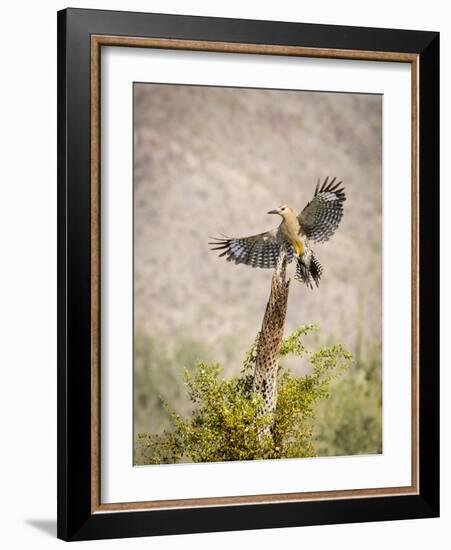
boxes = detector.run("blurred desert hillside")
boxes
[133,83,382,437]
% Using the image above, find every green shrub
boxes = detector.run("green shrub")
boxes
[314,346,382,456]
[135,325,352,464]
[134,333,210,435]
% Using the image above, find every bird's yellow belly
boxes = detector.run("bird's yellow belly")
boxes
[291,238,304,257]
[279,221,304,256]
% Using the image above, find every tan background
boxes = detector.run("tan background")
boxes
[133,83,382,436]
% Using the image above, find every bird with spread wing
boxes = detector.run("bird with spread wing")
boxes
[209,177,346,288]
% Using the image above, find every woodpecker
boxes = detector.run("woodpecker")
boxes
[209,177,346,288]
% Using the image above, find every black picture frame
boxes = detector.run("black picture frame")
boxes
[57,7,439,542]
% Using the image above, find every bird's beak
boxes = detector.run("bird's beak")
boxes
[267,209,279,215]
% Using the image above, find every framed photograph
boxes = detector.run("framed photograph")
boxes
[57,8,439,541]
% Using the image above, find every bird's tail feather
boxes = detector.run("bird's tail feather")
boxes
[295,253,323,289]
[310,254,323,287]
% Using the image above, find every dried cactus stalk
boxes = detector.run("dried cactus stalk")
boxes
[252,246,290,435]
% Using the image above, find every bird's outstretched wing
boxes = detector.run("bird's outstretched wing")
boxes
[298,177,346,243]
[209,229,294,269]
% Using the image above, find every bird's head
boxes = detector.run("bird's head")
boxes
[267,204,293,219]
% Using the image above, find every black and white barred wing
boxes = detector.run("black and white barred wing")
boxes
[298,177,346,243]
[209,229,294,269]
